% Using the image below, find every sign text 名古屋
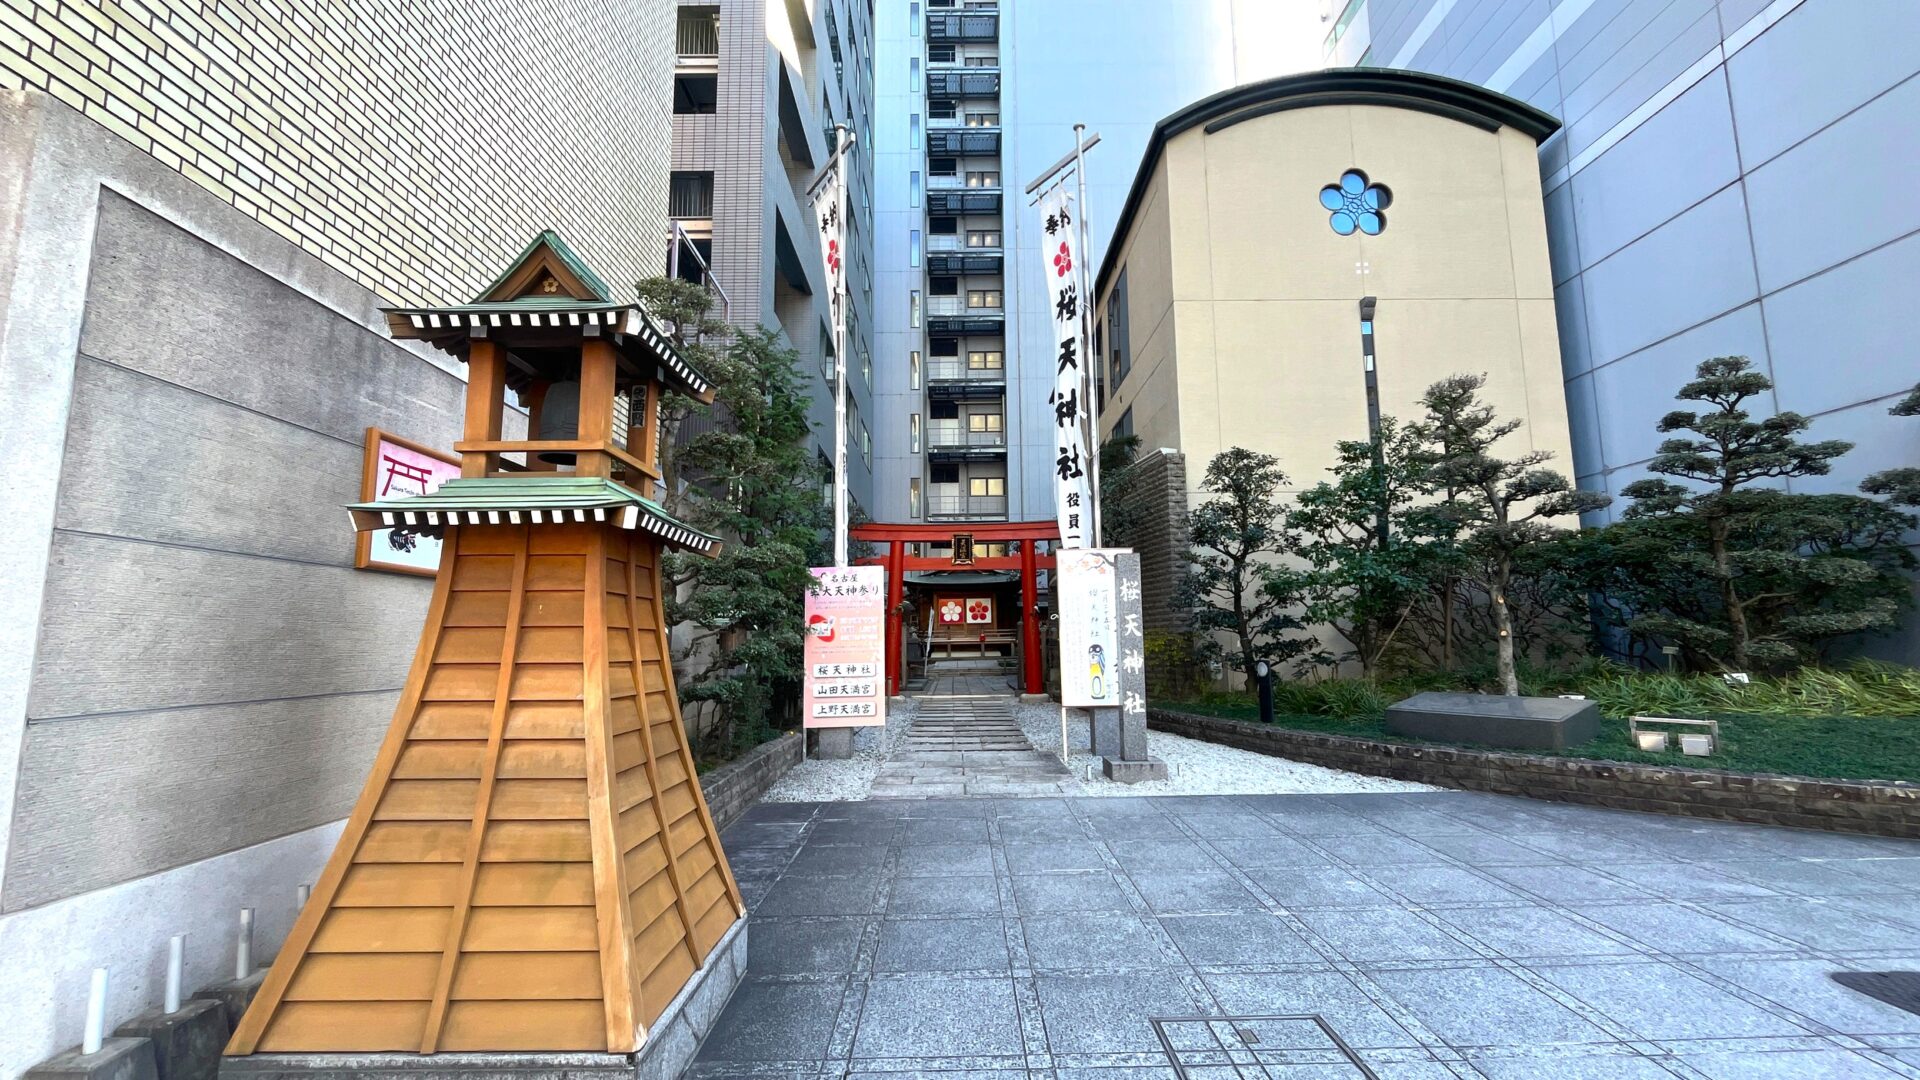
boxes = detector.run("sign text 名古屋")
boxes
[804,565,887,728]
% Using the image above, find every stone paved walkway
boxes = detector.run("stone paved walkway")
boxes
[869,696,1075,799]
[693,790,1920,1079]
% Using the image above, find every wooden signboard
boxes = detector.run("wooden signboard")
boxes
[354,428,461,576]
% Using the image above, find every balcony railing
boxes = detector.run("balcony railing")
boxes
[928,11,998,43]
[928,425,1006,449]
[927,358,1006,382]
[676,9,719,56]
[928,190,1002,214]
[927,296,1002,316]
[928,129,1000,156]
[927,251,1002,276]
[927,70,1000,98]
[927,494,1008,519]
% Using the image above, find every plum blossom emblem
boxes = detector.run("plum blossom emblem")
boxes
[1319,169,1392,236]
[1052,241,1073,277]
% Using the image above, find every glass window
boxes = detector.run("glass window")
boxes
[910,171,922,206]
[929,44,954,63]
[1115,407,1134,440]
[909,478,922,518]
[929,275,958,296]
[966,289,1001,308]
[932,463,959,483]
[964,55,997,67]
[929,156,956,177]
[966,229,1000,247]
[909,113,921,149]
[930,215,957,234]
[966,171,998,188]
[910,289,921,328]
[910,413,922,453]
[1107,266,1131,387]
[910,1,920,35]
[910,350,922,390]
[967,413,1002,432]
[967,350,1003,369]
[929,98,956,118]
[965,112,998,127]
[910,229,921,266]
[909,56,919,82]
[969,476,1005,496]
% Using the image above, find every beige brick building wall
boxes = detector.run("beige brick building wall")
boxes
[1,0,675,305]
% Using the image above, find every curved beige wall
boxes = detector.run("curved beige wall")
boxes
[1099,100,1571,495]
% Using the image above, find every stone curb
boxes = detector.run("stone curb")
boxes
[699,731,803,832]
[1148,708,1920,838]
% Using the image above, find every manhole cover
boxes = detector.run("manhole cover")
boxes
[1832,971,1920,1017]
[1150,1015,1379,1079]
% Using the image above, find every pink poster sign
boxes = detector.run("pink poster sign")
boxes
[804,565,887,729]
[356,428,462,576]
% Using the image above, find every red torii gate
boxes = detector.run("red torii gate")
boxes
[850,520,1060,696]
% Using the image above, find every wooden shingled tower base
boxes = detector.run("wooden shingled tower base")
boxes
[224,522,745,1060]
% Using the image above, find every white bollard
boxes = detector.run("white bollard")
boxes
[164,935,184,1014]
[234,908,254,981]
[82,968,107,1055]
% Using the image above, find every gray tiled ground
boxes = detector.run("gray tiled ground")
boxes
[691,791,1920,1079]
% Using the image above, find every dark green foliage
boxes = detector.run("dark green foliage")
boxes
[1098,433,1143,548]
[1288,417,1438,674]
[1861,382,1920,508]
[1618,356,1910,670]
[1179,447,1312,675]
[640,278,827,764]
[1411,374,1609,694]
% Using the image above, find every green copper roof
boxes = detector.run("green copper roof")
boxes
[348,476,721,556]
[476,231,614,303]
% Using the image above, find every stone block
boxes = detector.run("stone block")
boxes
[27,1039,159,1080]
[115,999,229,1080]
[1385,692,1600,751]
[192,970,265,1034]
[1103,757,1169,783]
[811,728,855,760]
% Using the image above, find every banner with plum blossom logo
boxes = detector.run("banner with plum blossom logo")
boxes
[809,156,845,357]
[1038,185,1092,549]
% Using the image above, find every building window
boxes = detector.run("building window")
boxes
[910,350,922,389]
[969,476,1005,496]
[910,413,922,453]
[965,112,998,127]
[930,275,958,296]
[673,74,718,114]
[966,229,1000,247]
[965,54,997,67]
[911,1,921,34]
[930,157,957,178]
[910,229,921,266]
[930,336,959,357]
[1115,407,1134,441]
[910,113,921,148]
[1107,265,1131,388]
[967,350,1002,369]
[1359,296,1381,443]
[1320,169,1392,235]
[929,44,955,63]
[676,6,719,57]
[910,289,921,328]
[965,171,998,188]
[929,98,956,119]
[967,412,1002,432]
[911,171,922,206]
[910,478,922,518]
[967,289,1001,309]
[910,56,920,83]
[930,399,958,420]
[668,171,714,218]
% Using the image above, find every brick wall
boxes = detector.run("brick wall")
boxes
[1,0,674,306]
[1110,447,1189,633]
[1150,709,1920,838]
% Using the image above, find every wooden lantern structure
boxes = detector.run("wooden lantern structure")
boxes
[226,233,742,1056]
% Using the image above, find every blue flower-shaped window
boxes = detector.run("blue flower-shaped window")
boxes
[1319,169,1391,235]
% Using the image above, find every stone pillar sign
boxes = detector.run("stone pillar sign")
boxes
[1058,549,1166,782]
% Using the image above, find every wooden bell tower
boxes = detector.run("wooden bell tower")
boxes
[225,234,741,1056]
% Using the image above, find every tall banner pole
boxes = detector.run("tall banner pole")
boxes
[822,124,852,567]
[1072,123,1102,546]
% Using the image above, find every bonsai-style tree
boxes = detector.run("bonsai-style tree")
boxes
[1288,417,1437,674]
[640,278,828,759]
[1620,356,1855,670]
[1179,447,1312,676]
[1415,374,1610,696]
[1861,382,1920,508]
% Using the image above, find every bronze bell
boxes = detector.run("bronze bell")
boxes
[537,380,580,464]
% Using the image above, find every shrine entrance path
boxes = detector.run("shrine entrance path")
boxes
[868,695,1076,799]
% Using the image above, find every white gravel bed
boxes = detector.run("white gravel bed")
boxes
[1015,701,1438,797]
[757,697,917,802]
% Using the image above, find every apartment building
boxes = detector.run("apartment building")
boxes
[670,0,878,517]
[870,0,1274,530]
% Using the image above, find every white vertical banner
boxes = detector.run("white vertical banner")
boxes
[809,133,850,565]
[1038,185,1092,549]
